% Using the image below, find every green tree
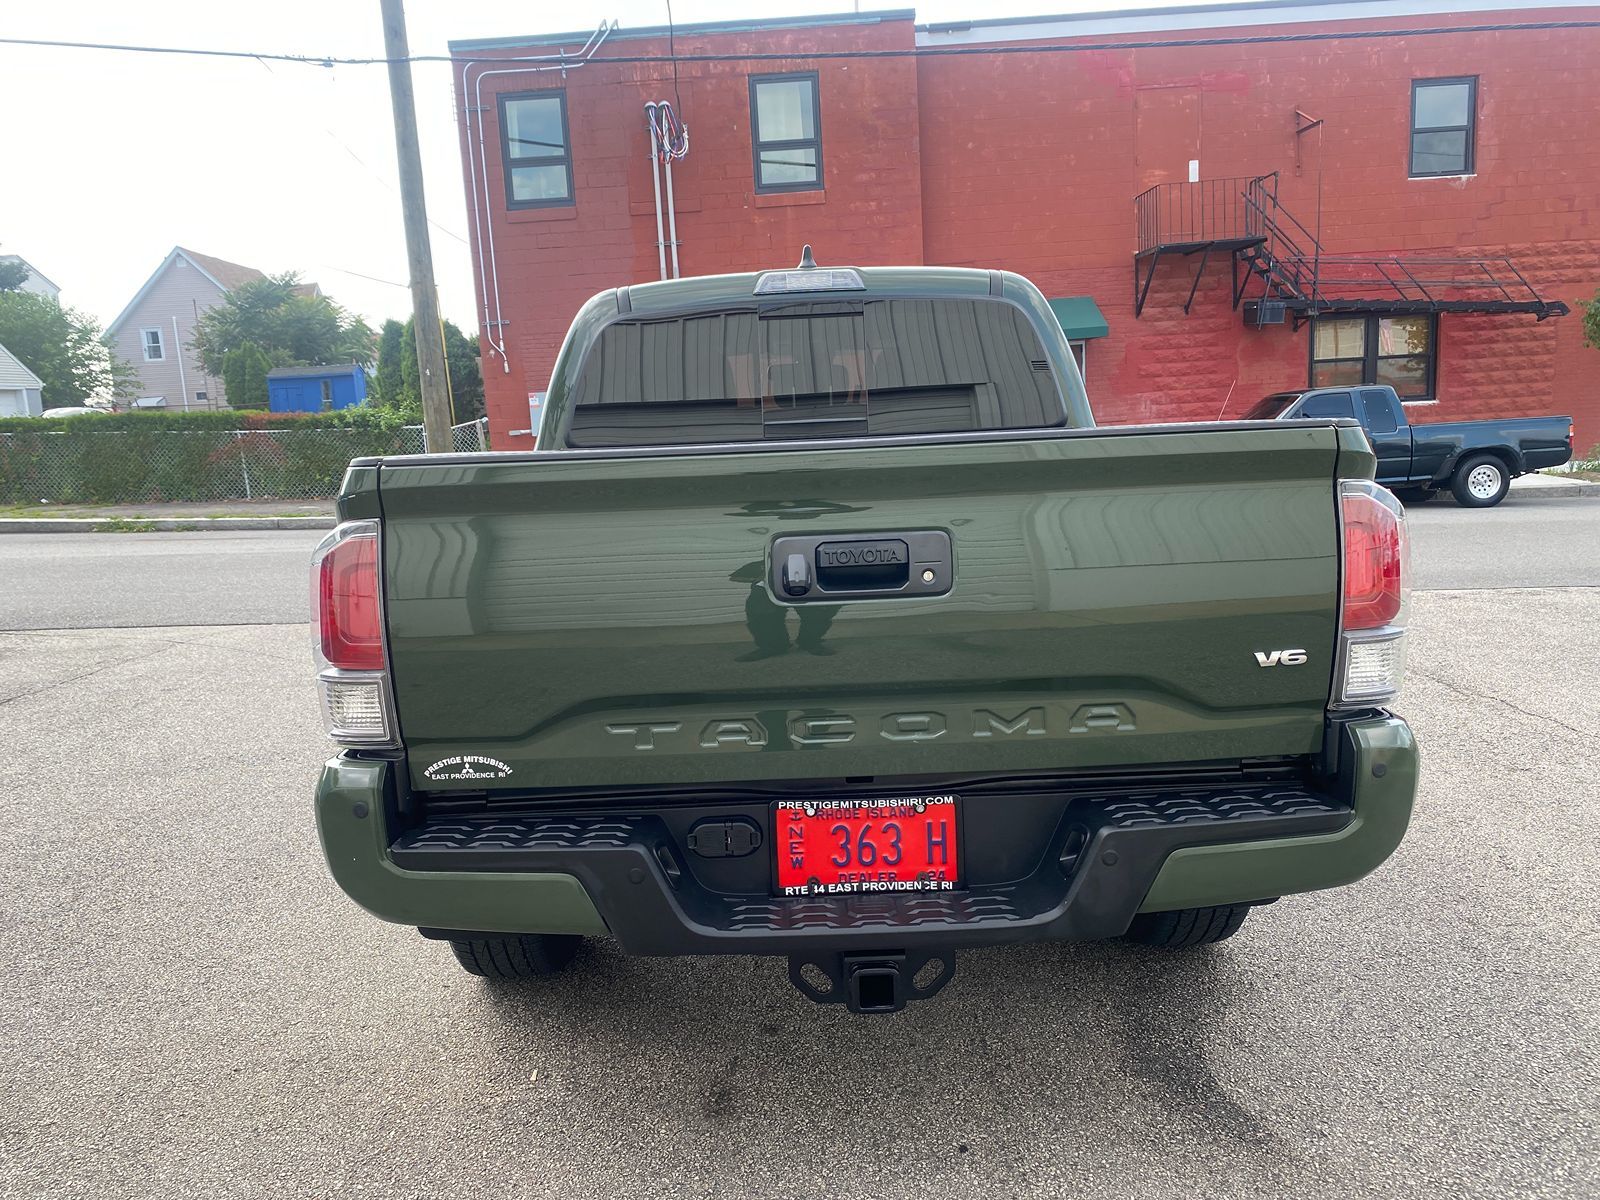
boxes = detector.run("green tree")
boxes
[222,343,271,410]
[0,259,30,291]
[382,317,483,423]
[398,318,423,421]
[1582,289,1600,351]
[0,291,121,407]
[372,318,407,407]
[442,321,486,424]
[192,273,374,375]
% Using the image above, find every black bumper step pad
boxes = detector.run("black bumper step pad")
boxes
[389,784,1350,954]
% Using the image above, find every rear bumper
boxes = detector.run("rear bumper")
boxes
[315,714,1416,953]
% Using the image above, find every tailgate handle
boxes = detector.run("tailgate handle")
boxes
[816,539,909,591]
[769,531,952,602]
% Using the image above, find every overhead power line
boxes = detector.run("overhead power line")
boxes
[3,21,1599,68]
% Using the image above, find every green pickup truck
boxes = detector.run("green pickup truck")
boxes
[313,254,1418,1014]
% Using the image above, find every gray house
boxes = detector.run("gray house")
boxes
[0,254,62,302]
[106,247,319,411]
[0,340,46,417]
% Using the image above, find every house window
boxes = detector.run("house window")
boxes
[195,391,207,404]
[320,380,333,411]
[499,91,573,208]
[750,73,823,192]
[1311,315,1436,400]
[1410,78,1476,177]
[141,328,165,361]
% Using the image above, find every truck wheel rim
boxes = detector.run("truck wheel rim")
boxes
[1468,464,1502,498]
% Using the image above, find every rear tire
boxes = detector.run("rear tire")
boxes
[1123,903,1252,948]
[1450,454,1511,508]
[447,933,583,979]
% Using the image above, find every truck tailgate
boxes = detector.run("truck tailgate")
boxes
[378,425,1350,792]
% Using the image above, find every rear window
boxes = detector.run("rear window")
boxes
[1360,388,1400,433]
[1243,393,1299,419]
[567,298,1066,447]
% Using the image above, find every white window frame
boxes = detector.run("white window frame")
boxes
[140,328,165,362]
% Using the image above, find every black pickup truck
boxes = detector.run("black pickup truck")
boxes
[1244,385,1573,507]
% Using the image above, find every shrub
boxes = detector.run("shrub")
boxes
[0,410,415,504]
[222,344,272,411]
[0,407,408,435]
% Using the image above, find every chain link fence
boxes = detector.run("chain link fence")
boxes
[394,419,490,456]
[0,418,489,505]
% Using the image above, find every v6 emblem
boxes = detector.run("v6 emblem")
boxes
[1254,648,1308,667]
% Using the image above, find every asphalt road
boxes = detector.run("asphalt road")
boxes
[0,530,322,630]
[1404,495,1600,590]
[2,500,1597,1198]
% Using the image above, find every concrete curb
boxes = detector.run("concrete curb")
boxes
[1513,480,1600,500]
[0,517,336,534]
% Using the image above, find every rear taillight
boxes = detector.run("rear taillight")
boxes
[310,520,395,745]
[1342,483,1406,630]
[315,526,383,669]
[1335,480,1409,707]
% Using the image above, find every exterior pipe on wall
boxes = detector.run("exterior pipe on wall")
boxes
[646,103,669,281]
[664,152,681,279]
[645,100,689,279]
[171,314,189,411]
[460,22,615,373]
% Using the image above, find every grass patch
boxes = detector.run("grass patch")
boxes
[96,517,161,533]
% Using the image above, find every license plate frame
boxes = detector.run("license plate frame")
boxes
[772,795,961,897]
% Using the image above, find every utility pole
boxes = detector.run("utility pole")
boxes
[379,0,452,453]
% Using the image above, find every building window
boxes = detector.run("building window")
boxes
[195,390,207,404]
[141,328,164,361]
[1311,315,1436,400]
[320,380,333,411]
[1410,77,1476,177]
[750,73,823,192]
[499,90,573,208]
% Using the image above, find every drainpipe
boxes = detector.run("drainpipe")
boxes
[171,315,189,412]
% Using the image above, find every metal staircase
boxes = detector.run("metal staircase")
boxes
[1134,173,1570,323]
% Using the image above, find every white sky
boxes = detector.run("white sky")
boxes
[0,0,1268,333]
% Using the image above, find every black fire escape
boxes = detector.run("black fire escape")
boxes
[1133,173,1570,325]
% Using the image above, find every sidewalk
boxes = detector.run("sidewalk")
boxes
[0,500,336,533]
[1513,471,1600,499]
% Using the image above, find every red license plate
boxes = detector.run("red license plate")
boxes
[774,795,959,897]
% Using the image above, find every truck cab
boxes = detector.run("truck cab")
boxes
[1245,385,1573,507]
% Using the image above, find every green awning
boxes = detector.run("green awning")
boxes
[1048,296,1110,340]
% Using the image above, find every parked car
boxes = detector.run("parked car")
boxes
[312,257,1418,1014]
[1244,385,1573,507]
[39,406,110,418]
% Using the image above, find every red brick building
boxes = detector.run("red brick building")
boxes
[449,1,1600,451]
